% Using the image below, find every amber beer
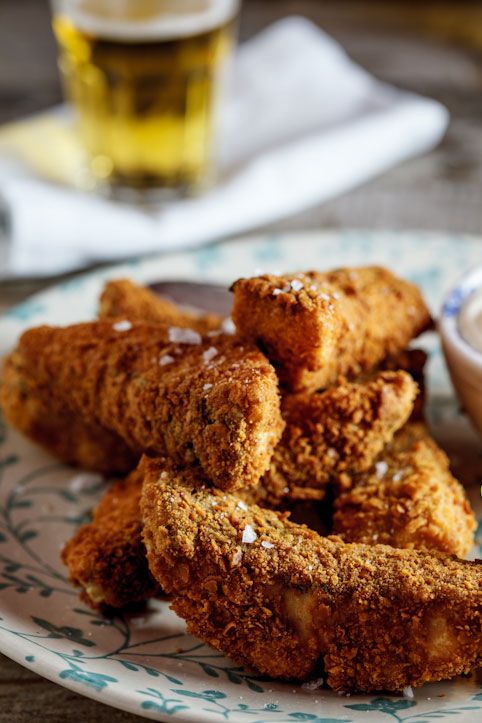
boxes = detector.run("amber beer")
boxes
[51,0,239,194]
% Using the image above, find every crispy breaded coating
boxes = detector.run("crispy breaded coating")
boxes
[64,370,414,605]
[141,458,482,693]
[62,468,160,609]
[55,373,426,611]
[60,419,473,611]
[258,370,417,504]
[0,341,416,488]
[231,267,432,392]
[379,348,427,422]
[99,279,221,333]
[1,350,136,474]
[332,423,476,557]
[6,322,283,490]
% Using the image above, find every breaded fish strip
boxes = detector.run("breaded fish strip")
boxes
[62,468,160,609]
[332,423,476,557]
[379,348,427,422]
[0,348,415,489]
[102,277,428,427]
[141,458,482,693]
[231,267,432,392]
[258,370,417,504]
[99,278,221,333]
[6,322,283,490]
[98,275,428,419]
[1,351,136,474]
[61,371,414,608]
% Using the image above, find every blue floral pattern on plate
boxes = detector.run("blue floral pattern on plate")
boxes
[0,231,481,722]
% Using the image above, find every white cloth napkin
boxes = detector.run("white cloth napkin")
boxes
[0,17,449,278]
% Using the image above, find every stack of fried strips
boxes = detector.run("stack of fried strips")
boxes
[1,269,480,694]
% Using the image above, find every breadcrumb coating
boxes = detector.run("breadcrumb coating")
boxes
[231,267,432,392]
[0,345,416,491]
[63,418,475,612]
[62,369,415,608]
[141,457,482,693]
[62,469,161,609]
[258,371,417,504]
[1,350,136,474]
[378,348,427,423]
[99,279,221,333]
[332,423,476,557]
[7,322,284,490]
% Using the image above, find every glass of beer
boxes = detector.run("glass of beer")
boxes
[50,0,239,198]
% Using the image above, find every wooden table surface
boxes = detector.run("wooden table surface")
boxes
[1,1,482,720]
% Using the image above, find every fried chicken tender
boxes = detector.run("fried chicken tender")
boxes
[62,468,160,609]
[332,423,476,557]
[257,370,417,505]
[231,267,432,392]
[5,322,283,490]
[99,279,221,333]
[141,457,482,693]
[1,350,136,474]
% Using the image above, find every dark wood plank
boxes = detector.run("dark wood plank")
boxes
[0,653,145,722]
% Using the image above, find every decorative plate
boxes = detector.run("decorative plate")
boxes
[0,230,481,723]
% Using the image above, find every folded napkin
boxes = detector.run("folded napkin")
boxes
[0,17,449,278]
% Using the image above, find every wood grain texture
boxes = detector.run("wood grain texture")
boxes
[0,653,141,722]
[0,0,481,720]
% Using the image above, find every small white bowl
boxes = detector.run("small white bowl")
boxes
[439,265,482,438]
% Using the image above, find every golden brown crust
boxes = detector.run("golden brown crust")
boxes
[60,371,416,608]
[62,468,161,609]
[0,351,136,474]
[332,423,476,557]
[7,321,283,490]
[63,415,472,612]
[141,457,482,693]
[380,348,428,423]
[1,276,227,476]
[99,279,222,333]
[231,267,432,392]
[258,370,417,504]
[0,338,417,490]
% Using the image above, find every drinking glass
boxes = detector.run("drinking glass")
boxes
[50,0,239,199]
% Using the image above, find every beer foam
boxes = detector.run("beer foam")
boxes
[64,0,239,41]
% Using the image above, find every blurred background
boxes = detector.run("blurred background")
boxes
[1,1,482,307]
[1,1,481,226]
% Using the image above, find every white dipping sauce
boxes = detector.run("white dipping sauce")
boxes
[459,288,482,353]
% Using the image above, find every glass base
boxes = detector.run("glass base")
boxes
[89,166,216,206]
[98,182,194,206]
